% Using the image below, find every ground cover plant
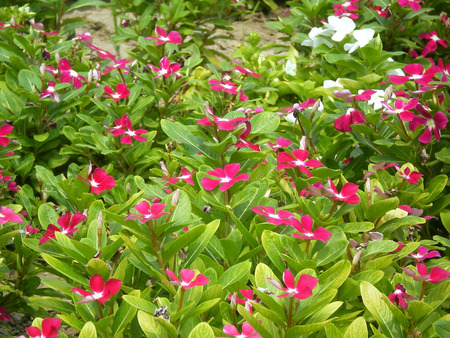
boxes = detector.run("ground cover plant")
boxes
[0,0,449,337]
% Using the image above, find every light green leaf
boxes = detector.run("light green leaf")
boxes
[138,310,166,338]
[250,111,280,134]
[424,175,448,203]
[434,319,450,338]
[112,291,138,336]
[161,224,205,262]
[188,322,214,338]
[343,317,368,338]
[18,69,41,92]
[41,253,88,287]
[123,295,157,314]
[366,197,399,221]
[184,220,220,267]
[79,322,97,338]
[217,261,251,290]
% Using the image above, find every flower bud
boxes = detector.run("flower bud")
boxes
[204,102,214,122]
[352,250,362,265]
[171,189,180,207]
[311,98,321,114]
[384,85,393,101]
[229,292,237,310]
[160,161,169,177]
[55,51,61,63]
[299,136,307,150]
[40,63,46,77]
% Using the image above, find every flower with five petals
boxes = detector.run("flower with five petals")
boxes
[164,269,209,289]
[267,270,318,299]
[71,274,122,304]
[201,163,249,191]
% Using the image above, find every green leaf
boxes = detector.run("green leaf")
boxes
[287,320,332,337]
[28,296,75,314]
[217,261,251,290]
[340,222,374,233]
[41,253,88,287]
[363,240,398,257]
[424,175,448,204]
[182,298,220,321]
[86,259,110,282]
[227,210,259,248]
[188,322,214,338]
[250,111,280,134]
[123,295,157,314]
[433,319,450,338]
[366,197,399,221]
[67,0,106,11]
[138,310,166,337]
[79,322,97,338]
[161,120,218,162]
[343,317,368,338]
[435,148,450,164]
[18,69,41,92]
[112,290,138,336]
[37,204,59,228]
[441,209,450,233]
[317,260,351,297]
[237,305,273,338]
[184,220,220,267]
[360,281,402,338]
[161,224,205,262]
[314,227,348,266]
[261,230,286,273]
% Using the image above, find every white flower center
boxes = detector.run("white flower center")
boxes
[69,70,79,77]
[294,160,305,166]
[220,177,231,183]
[90,179,99,188]
[426,119,435,128]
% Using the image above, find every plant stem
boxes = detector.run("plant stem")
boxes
[177,288,185,312]
[96,301,104,319]
[287,297,294,330]
[419,281,427,301]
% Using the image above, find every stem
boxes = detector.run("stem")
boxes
[419,281,427,301]
[287,297,294,329]
[177,288,185,312]
[96,301,104,319]
[396,114,409,141]
[305,239,311,254]
[147,220,158,251]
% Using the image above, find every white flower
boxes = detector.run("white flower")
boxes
[323,78,343,88]
[360,89,396,110]
[344,28,375,53]
[301,27,333,49]
[323,16,355,42]
[283,59,296,76]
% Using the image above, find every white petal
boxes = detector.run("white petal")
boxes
[353,28,375,47]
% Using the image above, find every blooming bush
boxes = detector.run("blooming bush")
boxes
[0,0,449,337]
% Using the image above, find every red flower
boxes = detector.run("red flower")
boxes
[145,26,182,45]
[24,224,40,236]
[201,163,249,191]
[40,81,60,103]
[0,307,11,322]
[73,32,92,41]
[388,284,416,309]
[398,0,423,11]
[78,164,116,194]
[103,58,135,75]
[276,149,323,177]
[164,269,209,289]
[198,115,246,131]
[39,211,86,245]
[228,289,257,313]
[390,64,440,86]
[334,108,366,132]
[87,42,116,61]
[402,263,450,283]
[72,274,122,304]
[266,137,292,151]
[323,178,360,204]
[396,167,423,184]
[334,0,359,16]
[104,84,130,102]
[125,200,168,223]
[419,31,447,57]
[208,79,238,95]
[148,57,180,78]
[222,322,261,338]
[58,58,87,89]
[409,105,448,143]
[409,246,441,262]
[290,215,332,243]
[0,206,23,225]
[380,98,419,121]
[252,206,293,225]
[26,318,61,338]
[268,270,318,299]
[0,124,13,147]
[234,66,262,78]
[167,168,195,186]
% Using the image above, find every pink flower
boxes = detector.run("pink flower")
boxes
[105,114,132,136]
[222,322,261,338]
[266,137,292,151]
[276,149,323,177]
[268,270,318,299]
[0,307,11,322]
[0,124,13,147]
[409,105,448,143]
[419,31,447,57]
[410,246,441,262]
[104,84,130,102]
[87,42,116,61]
[26,318,61,338]
[145,26,182,45]
[72,32,92,41]
[148,57,180,78]
[396,167,423,184]
[71,274,122,304]
[388,284,416,309]
[78,164,116,194]
[24,224,40,236]
[234,66,262,78]
[164,269,209,289]
[390,64,440,86]
[208,79,238,95]
[40,81,60,103]
[402,263,450,283]
[290,215,332,243]
[334,0,359,16]
[252,206,294,225]
[39,211,86,245]
[398,0,423,11]
[0,206,23,224]
[380,98,419,121]
[201,163,249,191]
[229,289,257,313]
[334,108,366,132]
[58,58,87,89]
[323,178,360,204]
[125,200,168,223]
[103,58,135,75]
[391,241,405,253]
[167,168,195,186]
[198,115,246,131]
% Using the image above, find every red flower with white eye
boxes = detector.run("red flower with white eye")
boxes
[0,206,23,225]
[419,31,447,57]
[252,206,293,225]
[234,66,262,78]
[409,105,448,144]
[323,178,360,204]
[267,270,318,299]
[148,57,180,78]
[390,63,440,87]
[409,246,440,262]
[201,163,249,191]
[125,200,168,223]
[380,98,419,121]
[208,79,238,95]
[396,167,423,184]
[266,137,292,151]
[164,269,209,289]
[0,124,13,147]
[87,42,116,61]
[276,149,323,177]
[398,0,423,12]
[402,263,449,283]
[222,322,261,338]
[145,26,182,45]
[334,108,366,132]
[104,83,130,102]
[39,211,86,245]
[290,215,332,243]
[78,163,116,194]
[40,81,60,103]
[58,58,87,89]
[72,274,122,304]
[26,318,61,338]
[388,284,416,309]
[167,168,195,186]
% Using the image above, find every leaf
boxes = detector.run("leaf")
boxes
[250,112,280,134]
[123,295,157,314]
[424,175,448,204]
[366,197,399,221]
[317,260,351,297]
[261,231,286,273]
[41,254,88,287]
[217,261,251,290]
[343,317,368,338]
[360,281,402,338]
[86,259,110,282]
[161,120,218,162]
[184,220,220,267]
[18,69,41,92]
[182,298,220,321]
[435,148,450,164]
[137,310,166,337]
[79,322,97,338]
[441,209,450,233]
[188,322,215,338]
[161,224,205,262]
[287,320,332,337]
[314,227,348,266]
[340,222,374,233]
[112,290,138,336]
[433,319,450,338]
[67,0,106,11]
[227,210,259,248]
